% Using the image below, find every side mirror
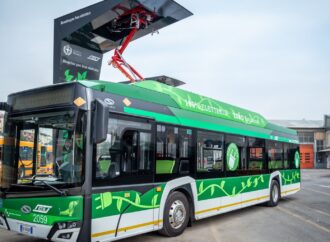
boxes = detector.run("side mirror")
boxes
[93,99,109,144]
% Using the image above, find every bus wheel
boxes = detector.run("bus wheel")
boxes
[159,191,189,237]
[267,180,280,207]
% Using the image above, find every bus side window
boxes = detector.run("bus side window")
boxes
[247,137,265,173]
[267,141,284,170]
[95,117,152,186]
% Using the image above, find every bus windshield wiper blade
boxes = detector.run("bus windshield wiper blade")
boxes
[23,178,67,196]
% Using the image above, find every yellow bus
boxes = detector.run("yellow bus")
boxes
[0,137,53,178]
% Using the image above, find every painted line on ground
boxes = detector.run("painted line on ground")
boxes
[276,206,330,234]
[318,185,330,188]
[303,188,330,196]
[282,198,330,217]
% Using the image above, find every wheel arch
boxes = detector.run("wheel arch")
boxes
[157,177,198,230]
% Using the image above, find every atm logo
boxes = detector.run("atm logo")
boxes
[87,55,101,62]
[33,205,52,214]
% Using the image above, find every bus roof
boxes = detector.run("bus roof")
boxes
[78,80,298,143]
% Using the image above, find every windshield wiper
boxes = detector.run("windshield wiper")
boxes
[33,179,67,196]
[17,178,67,196]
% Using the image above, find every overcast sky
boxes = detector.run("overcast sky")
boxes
[0,0,329,120]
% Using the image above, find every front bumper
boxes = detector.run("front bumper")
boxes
[0,216,80,242]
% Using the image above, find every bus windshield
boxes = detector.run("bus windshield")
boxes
[2,109,85,189]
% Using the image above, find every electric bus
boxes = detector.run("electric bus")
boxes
[0,80,300,242]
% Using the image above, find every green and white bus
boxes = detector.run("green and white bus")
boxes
[0,79,300,242]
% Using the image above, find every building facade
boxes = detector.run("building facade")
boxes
[272,115,330,169]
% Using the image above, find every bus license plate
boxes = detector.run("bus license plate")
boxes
[20,224,33,235]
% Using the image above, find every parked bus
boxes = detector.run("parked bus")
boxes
[0,137,53,179]
[0,80,300,242]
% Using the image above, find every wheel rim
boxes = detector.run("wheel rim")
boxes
[169,200,186,229]
[272,184,279,202]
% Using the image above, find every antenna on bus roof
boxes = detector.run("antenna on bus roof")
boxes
[53,0,193,84]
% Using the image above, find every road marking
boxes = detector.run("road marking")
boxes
[210,225,222,242]
[319,185,330,188]
[303,188,330,196]
[276,206,330,234]
[282,198,330,217]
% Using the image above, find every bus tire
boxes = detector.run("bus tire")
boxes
[159,191,189,237]
[267,179,280,207]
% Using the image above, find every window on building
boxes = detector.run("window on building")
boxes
[297,131,314,144]
[326,131,330,148]
[316,140,324,152]
[267,141,283,170]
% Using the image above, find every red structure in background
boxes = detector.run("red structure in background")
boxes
[109,5,156,82]
[300,144,314,169]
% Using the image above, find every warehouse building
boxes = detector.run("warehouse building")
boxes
[272,115,330,169]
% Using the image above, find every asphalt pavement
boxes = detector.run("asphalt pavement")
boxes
[1,169,329,242]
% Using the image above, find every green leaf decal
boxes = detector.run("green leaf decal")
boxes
[199,182,204,193]
[220,180,225,189]
[77,71,87,80]
[64,69,74,82]
[232,187,236,196]
[241,182,246,189]
[100,192,112,209]
[116,198,123,212]
[260,176,264,183]
[151,194,159,207]
[253,178,259,187]
[247,178,252,187]
[135,193,141,205]
[211,186,215,196]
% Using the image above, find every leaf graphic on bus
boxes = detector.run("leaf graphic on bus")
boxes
[116,198,123,212]
[210,186,215,196]
[135,193,141,205]
[241,182,246,189]
[151,194,159,207]
[199,182,204,193]
[220,180,225,189]
[247,178,252,187]
[98,192,112,210]
[232,187,236,196]
[253,178,259,187]
[260,175,264,183]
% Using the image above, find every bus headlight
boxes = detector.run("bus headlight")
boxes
[56,221,81,230]
[48,221,81,240]
[58,232,73,239]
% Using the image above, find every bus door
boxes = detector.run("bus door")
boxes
[92,116,155,241]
